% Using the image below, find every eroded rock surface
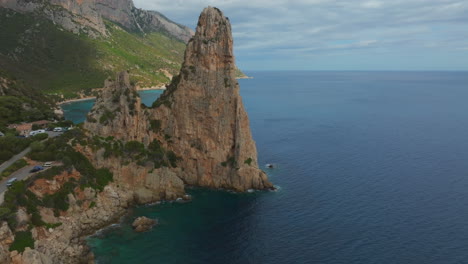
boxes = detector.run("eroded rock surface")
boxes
[84,7,273,192]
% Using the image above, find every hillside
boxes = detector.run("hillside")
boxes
[0,7,187,98]
[0,70,55,130]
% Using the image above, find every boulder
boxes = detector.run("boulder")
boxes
[132,217,157,233]
[16,208,30,229]
[0,244,10,263]
[0,222,13,241]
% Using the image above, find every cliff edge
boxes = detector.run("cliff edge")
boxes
[84,7,273,192]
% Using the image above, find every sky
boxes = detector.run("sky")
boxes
[134,0,468,71]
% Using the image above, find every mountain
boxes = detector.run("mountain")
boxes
[0,0,193,98]
[83,6,273,196]
[0,0,193,41]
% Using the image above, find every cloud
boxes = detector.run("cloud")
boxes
[133,0,468,70]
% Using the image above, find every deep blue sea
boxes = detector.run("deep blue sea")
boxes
[64,71,468,264]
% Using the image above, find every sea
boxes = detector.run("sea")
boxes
[62,71,468,264]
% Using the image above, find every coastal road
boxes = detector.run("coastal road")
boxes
[0,147,31,175]
[0,164,43,204]
[0,131,63,203]
[0,164,37,194]
[0,131,62,175]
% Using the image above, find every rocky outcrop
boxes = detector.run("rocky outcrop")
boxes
[84,7,273,192]
[132,216,156,232]
[95,0,194,42]
[0,0,193,42]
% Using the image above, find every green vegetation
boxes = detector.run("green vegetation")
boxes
[89,201,96,209]
[0,130,115,233]
[150,119,162,133]
[9,231,34,253]
[221,156,237,167]
[87,133,181,169]
[0,133,49,164]
[44,222,62,229]
[99,109,116,125]
[244,158,253,166]
[28,131,114,192]
[1,159,27,179]
[0,95,55,132]
[0,9,186,98]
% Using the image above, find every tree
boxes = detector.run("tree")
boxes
[30,141,45,152]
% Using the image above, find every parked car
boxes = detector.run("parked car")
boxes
[30,166,44,173]
[29,129,46,136]
[53,127,63,132]
[43,162,52,167]
[6,178,17,187]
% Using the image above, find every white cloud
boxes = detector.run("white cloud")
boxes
[133,0,468,70]
[361,1,383,8]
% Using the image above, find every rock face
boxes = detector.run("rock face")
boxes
[0,0,193,42]
[132,217,157,232]
[95,0,194,42]
[84,7,273,192]
[0,0,107,37]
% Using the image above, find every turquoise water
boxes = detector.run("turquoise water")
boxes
[61,89,163,124]
[66,72,468,263]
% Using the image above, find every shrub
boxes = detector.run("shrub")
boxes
[0,207,11,220]
[95,168,113,191]
[244,158,253,166]
[31,133,48,141]
[1,159,27,178]
[124,141,145,154]
[31,211,44,226]
[167,151,180,168]
[222,156,236,167]
[86,115,97,123]
[42,182,76,212]
[150,119,161,133]
[9,231,34,253]
[30,141,45,152]
[99,109,115,125]
[0,136,32,163]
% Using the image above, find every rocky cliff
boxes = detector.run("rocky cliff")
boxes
[85,7,273,192]
[0,0,193,42]
[0,7,272,264]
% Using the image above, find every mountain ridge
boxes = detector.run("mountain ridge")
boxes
[0,0,194,42]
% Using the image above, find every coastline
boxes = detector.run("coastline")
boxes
[236,76,254,79]
[58,86,166,105]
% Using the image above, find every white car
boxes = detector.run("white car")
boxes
[6,178,17,187]
[29,129,46,136]
[53,127,63,132]
[43,162,53,167]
